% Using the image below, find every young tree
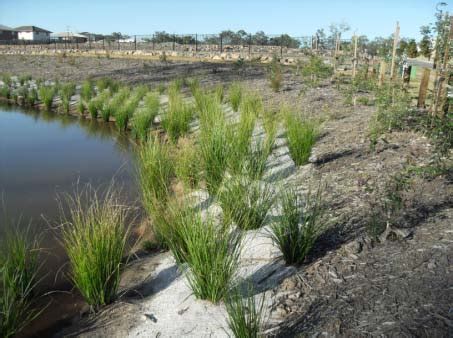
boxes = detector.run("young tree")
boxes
[406,39,418,58]
[419,25,432,59]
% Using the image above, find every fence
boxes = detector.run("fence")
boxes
[0,33,355,58]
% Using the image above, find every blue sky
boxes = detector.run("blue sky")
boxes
[1,0,451,39]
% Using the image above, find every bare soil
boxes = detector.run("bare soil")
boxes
[3,55,451,337]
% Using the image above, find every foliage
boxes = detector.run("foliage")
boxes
[225,286,266,338]
[268,187,323,265]
[284,110,319,166]
[60,185,130,309]
[219,176,275,230]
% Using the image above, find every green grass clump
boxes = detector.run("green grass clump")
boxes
[59,83,76,113]
[240,92,263,118]
[185,77,200,96]
[1,74,12,86]
[229,82,242,112]
[131,106,156,141]
[18,75,32,86]
[214,84,224,103]
[219,177,274,230]
[268,187,323,265]
[87,89,110,119]
[38,85,56,111]
[101,87,130,122]
[26,88,38,106]
[268,56,283,92]
[181,214,242,303]
[0,226,41,338]
[60,185,130,309]
[0,85,11,99]
[199,118,231,195]
[162,91,194,143]
[115,87,146,130]
[156,83,166,95]
[77,100,85,115]
[225,286,266,338]
[96,78,120,93]
[174,138,201,189]
[136,138,175,242]
[284,110,318,166]
[80,80,94,101]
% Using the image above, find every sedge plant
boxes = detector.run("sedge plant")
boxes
[59,185,131,310]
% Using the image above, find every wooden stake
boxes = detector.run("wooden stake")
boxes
[390,22,400,80]
[417,68,431,108]
[378,61,386,86]
[352,35,358,78]
[434,15,453,116]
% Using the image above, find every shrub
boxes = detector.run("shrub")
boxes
[174,138,201,189]
[268,56,283,92]
[284,111,318,166]
[225,286,265,338]
[300,55,333,87]
[60,185,130,309]
[0,226,41,338]
[182,214,242,303]
[162,91,194,143]
[219,177,274,230]
[38,85,56,111]
[268,188,322,265]
[229,82,242,112]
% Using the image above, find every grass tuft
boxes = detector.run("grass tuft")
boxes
[162,90,194,143]
[268,187,323,265]
[38,85,56,111]
[229,82,242,112]
[225,286,266,338]
[0,224,41,338]
[219,176,274,230]
[59,185,130,309]
[284,110,318,166]
[174,138,201,189]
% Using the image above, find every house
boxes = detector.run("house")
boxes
[0,25,18,41]
[15,26,51,41]
[51,32,88,43]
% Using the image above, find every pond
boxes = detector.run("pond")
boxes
[0,103,138,288]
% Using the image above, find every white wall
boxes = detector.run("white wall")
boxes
[18,31,49,41]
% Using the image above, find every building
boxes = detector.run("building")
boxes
[15,26,51,41]
[51,32,89,43]
[0,25,18,41]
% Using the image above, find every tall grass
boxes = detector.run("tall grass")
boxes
[214,84,224,103]
[162,90,194,143]
[130,91,160,139]
[229,82,242,112]
[101,87,130,122]
[38,85,56,111]
[219,177,274,230]
[87,89,111,119]
[268,187,323,265]
[1,74,12,87]
[268,56,283,92]
[0,85,11,99]
[225,286,266,338]
[59,82,76,113]
[240,92,263,118]
[96,78,120,93]
[59,185,130,309]
[181,214,242,303]
[115,86,146,130]
[136,138,174,243]
[284,110,318,166]
[80,80,94,102]
[26,88,38,106]
[0,225,41,338]
[174,138,201,189]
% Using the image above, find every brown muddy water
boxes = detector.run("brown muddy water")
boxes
[0,103,139,336]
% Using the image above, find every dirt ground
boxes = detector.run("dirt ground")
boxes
[3,55,452,337]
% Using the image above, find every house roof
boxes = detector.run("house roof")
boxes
[51,32,88,38]
[0,24,16,31]
[15,26,51,33]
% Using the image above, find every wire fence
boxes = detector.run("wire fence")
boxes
[0,33,355,57]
